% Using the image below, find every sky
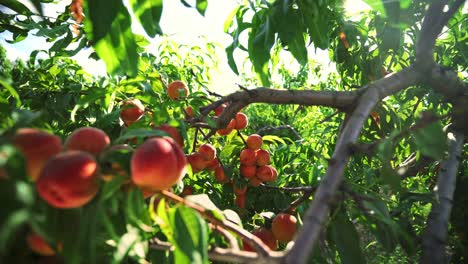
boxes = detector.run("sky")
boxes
[0,0,371,94]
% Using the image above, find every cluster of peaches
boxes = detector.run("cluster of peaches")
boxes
[240,134,277,186]
[243,213,298,251]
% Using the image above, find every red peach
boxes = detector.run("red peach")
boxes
[240,164,256,179]
[240,149,257,166]
[235,194,246,208]
[214,103,227,116]
[27,232,56,256]
[243,228,278,251]
[257,165,277,182]
[247,134,263,150]
[13,128,62,181]
[256,149,270,166]
[36,151,99,208]
[120,98,145,126]
[153,124,184,148]
[234,112,248,130]
[185,106,194,118]
[271,213,297,242]
[198,143,216,161]
[214,165,229,183]
[205,157,220,171]
[233,184,247,196]
[186,152,207,172]
[249,176,263,187]
[65,127,110,156]
[217,119,236,136]
[131,137,187,192]
[167,80,189,100]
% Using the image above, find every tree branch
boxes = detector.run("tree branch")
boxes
[284,66,422,264]
[421,130,465,263]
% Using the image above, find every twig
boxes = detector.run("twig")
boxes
[237,130,247,146]
[281,189,314,214]
[259,184,316,193]
[421,131,464,263]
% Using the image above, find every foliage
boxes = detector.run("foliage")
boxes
[0,0,467,264]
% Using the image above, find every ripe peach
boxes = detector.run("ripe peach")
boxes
[243,228,278,251]
[235,194,246,208]
[131,137,187,192]
[205,157,220,171]
[36,151,99,208]
[271,213,297,242]
[214,165,229,183]
[217,119,235,136]
[153,124,184,148]
[233,184,247,196]
[120,98,145,126]
[167,80,189,100]
[234,112,248,130]
[257,165,277,182]
[186,152,207,173]
[65,127,110,156]
[240,164,256,179]
[13,128,62,181]
[185,106,194,118]
[198,143,216,161]
[256,149,270,166]
[249,176,263,187]
[247,134,263,150]
[214,103,227,116]
[27,232,56,256]
[240,149,257,166]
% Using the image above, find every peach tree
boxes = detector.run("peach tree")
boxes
[0,0,467,263]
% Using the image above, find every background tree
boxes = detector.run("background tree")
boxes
[0,0,467,263]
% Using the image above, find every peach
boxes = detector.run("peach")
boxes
[154,124,184,148]
[234,112,248,130]
[198,143,216,161]
[256,149,270,166]
[240,164,256,179]
[214,103,227,116]
[13,128,62,181]
[271,213,297,242]
[249,176,263,187]
[36,151,99,208]
[257,165,277,182]
[120,98,145,126]
[217,119,235,136]
[243,228,278,251]
[167,80,189,100]
[240,149,257,166]
[185,106,194,118]
[214,165,229,183]
[205,157,220,171]
[186,152,207,172]
[27,232,56,256]
[233,184,247,196]
[131,137,187,192]
[246,134,263,150]
[235,193,246,208]
[65,127,110,156]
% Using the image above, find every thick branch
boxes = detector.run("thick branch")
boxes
[200,88,359,128]
[421,131,465,264]
[284,66,422,264]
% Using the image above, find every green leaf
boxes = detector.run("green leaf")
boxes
[330,208,365,264]
[0,0,33,15]
[377,139,400,192]
[196,0,208,16]
[0,78,21,107]
[362,0,386,16]
[115,128,168,143]
[185,194,220,211]
[412,121,448,160]
[170,206,208,264]
[85,0,139,76]
[248,13,275,86]
[129,0,163,37]
[0,209,30,254]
